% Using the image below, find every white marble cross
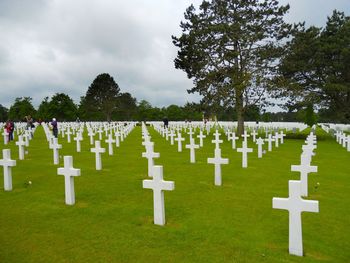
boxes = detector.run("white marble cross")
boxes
[280,131,286,144]
[212,130,223,149]
[97,129,103,140]
[142,142,160,177]
[265,134,274,152]
[143,165,175,226]
[0,149,16,191]
[105,134,115,155]
[61,127,65,138]
[256,137,264,158]
[115,131,120,147]
[91,141,106,170]
[187,127,194,140]
[15,135,25,160]
[52,138,62,165]
[273,180,319,256]
[169,130,175,145]
[207,148,229,186]
[228,132,239,149]
[74,133,83,152]
[57,156,81,205]
[274,132,280,148]
[197,130,206,147]
[174,132,185,152]
[2,129,9,145]
[251,130,258,142]
[24,132,30,147]
[302,143,317,158]
[120,130,125,142]
[206,124,210,134]
[88,130,95,145]
[66,129,72,143]
[341,134,347,148]
[291,154,318,196]
[237,141,253,168]
[241,130,250,144]
[165,128,169,141]
[185,138,199,163]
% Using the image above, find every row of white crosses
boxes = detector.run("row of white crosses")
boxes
[42,122,135,166]
[273,132,319,257]
[153,123,289,169]
[153,124,201,162]
[2,122,30,145]
[141,123,175,226]
[3,121,134,204]
[335,130,350,152]
[0,122,37,191]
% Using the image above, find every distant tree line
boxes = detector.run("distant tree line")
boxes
[0,81,329,124]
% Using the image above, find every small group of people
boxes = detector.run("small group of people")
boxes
[4,119,15,142]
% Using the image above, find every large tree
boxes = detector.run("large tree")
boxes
[48,93,78,121]
[114,92,137,120]
[0,104,8,122]
[278,10,350,123]
[8,97,36,121]
[172,0,292,134]
[84,73,120,121]
[37,97,51,121]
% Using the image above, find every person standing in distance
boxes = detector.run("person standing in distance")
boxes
[51,118,58,138]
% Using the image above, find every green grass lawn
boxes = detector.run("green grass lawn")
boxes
[0,125,349,262]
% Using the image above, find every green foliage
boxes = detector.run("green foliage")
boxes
[36,97,51,121]
[285,126,332,141]
[36,94,78,121]
[304,104,317,127]
[182,102,203,121]
[8,97,36,121]
[173,0,292,133]
[84,73,121,121]
[135,100,154,121]
[244,105,260,121]
[0,104,8,122]
[114,92,137,120]
[278,10,350,123]
[164,105,184,121]
[48,93,78,121]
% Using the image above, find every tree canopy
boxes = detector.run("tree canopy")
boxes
[36,94,78,121]
[278,10,350,123]
[8,97,36,121]
[0,104,8,122]
[172,0,292,134]
[82,73,121,121]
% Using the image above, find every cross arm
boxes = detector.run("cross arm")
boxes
[272,197,289,211]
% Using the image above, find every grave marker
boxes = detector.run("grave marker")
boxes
[237,141,253,168]
[143,165,175,226]
[57,156,81,205]
[291,154,317,196]
[207,148,229,186]
[0,149,16,191]
[185,138,199,163]
[273,180,319,256]
[91,141,106,170]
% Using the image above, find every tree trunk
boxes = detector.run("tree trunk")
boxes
[235,91,244,136]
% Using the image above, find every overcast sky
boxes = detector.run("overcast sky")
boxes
[0,0,349,109]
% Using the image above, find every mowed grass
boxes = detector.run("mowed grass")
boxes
[0,125,349,263]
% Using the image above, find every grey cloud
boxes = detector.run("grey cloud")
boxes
[0,0,349,110]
